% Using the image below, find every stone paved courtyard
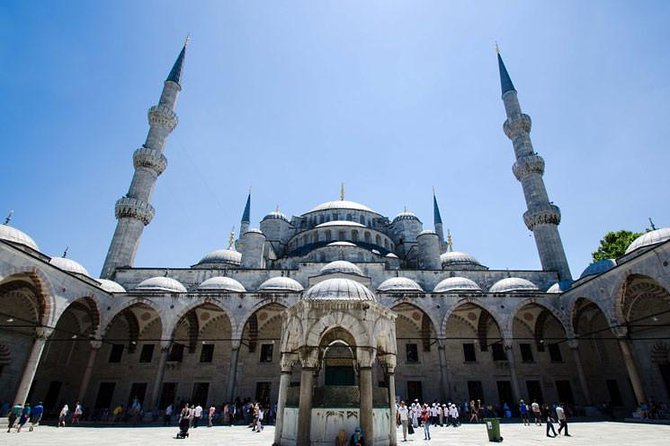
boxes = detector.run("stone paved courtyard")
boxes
[2,422,670,445]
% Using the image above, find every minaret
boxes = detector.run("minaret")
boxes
[497,49,572,280]
[240,191,251,237]
[433,188,445,246]
[100,40,188,279]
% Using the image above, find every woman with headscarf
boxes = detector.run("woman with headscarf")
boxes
[350,426,365,445]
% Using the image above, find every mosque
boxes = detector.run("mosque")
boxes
[1,41,669,444]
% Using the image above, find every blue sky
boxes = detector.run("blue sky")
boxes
[1,1,669,279]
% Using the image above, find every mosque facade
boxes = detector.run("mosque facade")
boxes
[1,42,669,440]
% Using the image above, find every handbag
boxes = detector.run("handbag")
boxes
[408,424,414,435]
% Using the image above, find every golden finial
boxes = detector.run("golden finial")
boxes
[184,33,191,47]
[228,226,235,249]
[495,41,500,54]
[340,183,345,201]
[447,229,453,252]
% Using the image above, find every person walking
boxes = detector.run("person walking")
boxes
[16,404,31,432]
[72,401,82,425]
[519,399,530,426]
[531,400,541,426]
[556,403,571,436]
[163,403,173,426]
[58,404,69,427]
[29,402,44,431]
[208,404,216,427]
[469,400,479,423]
[421,403,431,440]
[542,404,557,437]
[193,403,203,428]
[7,402,22,432]
[397,400,409,441]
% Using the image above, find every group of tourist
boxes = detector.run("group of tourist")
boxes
[396,399,462,441]
[4,401,44,433]
[519,399,571,437]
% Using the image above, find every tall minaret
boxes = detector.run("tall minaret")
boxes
[497,49,572,281]
[433,189,445,246]
[101,40,188,279]
[239,191,251,237]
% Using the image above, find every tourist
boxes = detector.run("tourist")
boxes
[255,405,264,432]
[164,403,173,426]
[421,403,431,440]
[519,399,530,425]
[208,404,216,427]
[449,403,460,427]
[72,401,82,424]
[542,403,557,437]
[397,400,409,441]
[7,402,21,432]
[336,429,347,446]
[16,403,31,432]
[350,426,365,446]
[469,400,479,423]
[556,403,571,437]
[531,400,541,425]
[30,401,44,431]
[193,403,203,428]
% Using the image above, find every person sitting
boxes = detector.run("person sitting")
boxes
[335,429,347,446]
[350,426,365,446]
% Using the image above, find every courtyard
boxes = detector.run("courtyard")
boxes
[2,422,670,445]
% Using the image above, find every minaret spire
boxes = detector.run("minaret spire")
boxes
[101,42,186,279]
[498,50,571,281]
[432,188,445,245]
[240,190,251,237]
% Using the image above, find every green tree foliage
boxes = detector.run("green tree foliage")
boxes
[592,230,642,261]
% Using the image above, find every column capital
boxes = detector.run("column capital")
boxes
[230,338,242,350]
[90,340,103,350]
[35,327,53,339]
[356,346,377,368]
[377,353,397,373]
[280,352,299,373]
[299,346,320,369]
[160,339,172,351]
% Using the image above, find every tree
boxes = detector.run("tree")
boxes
[592,230,642,262]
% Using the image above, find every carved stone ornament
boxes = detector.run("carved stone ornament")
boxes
[115,197,156,225]
[512,154,545,180]
[133,147,168,175]
[503,113,532,139]
[523,204,561,230]
[147,104,178,131]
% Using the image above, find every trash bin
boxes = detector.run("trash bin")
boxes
[484,418,503,442]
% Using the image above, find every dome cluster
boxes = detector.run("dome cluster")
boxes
[440,251,483,269]
[196,248,242,266]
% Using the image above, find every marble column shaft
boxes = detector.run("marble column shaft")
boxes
[297,367,315,445]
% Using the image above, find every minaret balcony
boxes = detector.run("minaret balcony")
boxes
[523,204,561,230]
[503,113,532,139]
[115,197,155,225]
[133,147,168,175]
[148,104,178,131]
[512,154,545,180]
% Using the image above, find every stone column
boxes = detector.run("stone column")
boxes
[357,346,376,445]
[78,340,102,403]
[382,358,398,446]
[504,340,521,402]
[274,353,297,446]
[151,340,172,409]
[615,329,647,404]
[226,339,242,403]
[297,347,319,445]
[568,339,592,405]
[437,340,450,401]
[14,327,52,405]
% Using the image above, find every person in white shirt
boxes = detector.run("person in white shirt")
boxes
[556,403,570,436]
[193,404,203,428]
[397,401,410,441]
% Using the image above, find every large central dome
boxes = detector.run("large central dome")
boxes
[307,200,376,214]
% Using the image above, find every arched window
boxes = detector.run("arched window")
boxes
[325,230,332,241]
[346,213,352,221]
[360,215,365,225]
[352,230,359,242]
[313,233,319,243]
[319,215,324,224]
[375,235,381,245]
[364,232,371,243]
[384,239,389,249]
[338,231,346,241]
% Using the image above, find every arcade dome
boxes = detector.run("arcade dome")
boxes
[580,259,616,279]
[625,228,670,254]
[319,260,364,277]
[303,278,376,301]
[96,279,126,293]
[198,276,246,292]
[0,225,39,251]
[197,248,242,266]
[136,276,187,293]
[433,277,481,293]
[377,277,423,293]
[258,277,304,293]
[50,256,90,277]
[489,277,539,293]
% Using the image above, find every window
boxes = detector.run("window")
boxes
[375,235,382,245]
[352,230,359,242]
[406,343,419,363]
[364,232,371,243]
[520,343,534,363]
[360,215,365,225]
[338,231,345,241]
[168,343,184,362]
[325,230,332,241]
[492,343,506,361]
[260,344,273,362]
[548,343,563,362]
[109,344,124,363]
[463,343,476,362]
[200,344,214,363]
[139,344,155,363]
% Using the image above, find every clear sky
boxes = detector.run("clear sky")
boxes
[1,1,669,279]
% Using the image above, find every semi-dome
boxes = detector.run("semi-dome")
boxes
[198,276,246,292]
[197,248,242,266]
[580,259,617,279]
[50,256,90,277]
[97,279,126,293]
[258,276,304,292]
[262,211,289,222]
[440,251,482,267]
[245,228,264,234]
[377,277,423,293]
[546,280,572,294]
[625,228,670,254]
[303,278,376,301]
[319,260,364,276]
[0,225,39,251]
[316,220,366,228]
[433,277,482,293]
[392,211,419,223]
[327,241,357,247]
[308,200,375,214]
[489,277,539,293]
[136,276,187,293]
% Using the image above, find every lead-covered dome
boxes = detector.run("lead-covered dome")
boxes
[392,211,420,223]
[262,211,289,222]
[489,277,539,293]
[97,279,126,293]
[546,280,572,294]
[308,200,375,214]
[198,276,246,292]
[0,225,39,251]
[433,277,481,293]
[625,228,670,254]
[440,251,482,268]
[377,277,423,293]
[319,260,364,277]
[50,256,90,277]
[136,276,187,293]
[304,278,376,301]
[258,277,304,293]
[316,220,365,228]
[197,248,242,266]
[580,259,617,279]
[327,241,357,247]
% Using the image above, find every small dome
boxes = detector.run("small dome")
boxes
[418,229,436,236]
[308,200,375,214]
[327,241,357,247]
[245,228,264,235]
[136,276,187,293]
[377,277,423,293]
[440,251,481,267]
[372,249,381,255]
[625,228,670,254]
[433,277,482,293]
[385,253,399,258]
[489,277,539,293]
[50,256,90,277]
[197,248,242,266]
[0,225,39,251]
[580,259,617,279]
[262,211,289,222]
[316,220,366,228]
[97,279,126,293]
[546,280,572,294]
[198,276,246,292]
[392,211,419,223]
[304,278,376,301]
[319,260,364,276]
[258,277,304,293]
